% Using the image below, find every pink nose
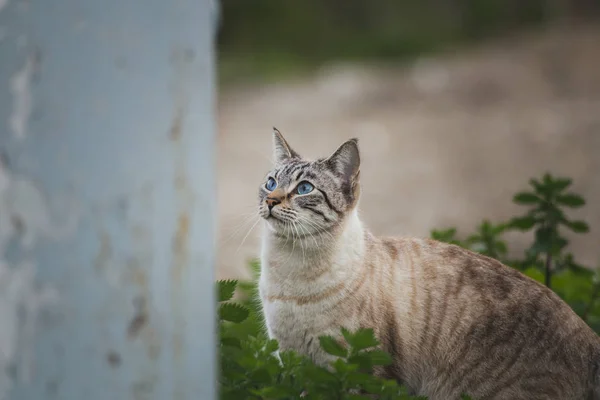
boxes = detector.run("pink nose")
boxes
[266,197,281,210]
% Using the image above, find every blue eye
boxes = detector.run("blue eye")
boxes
[265,177,277,191]
[296,181,314,195]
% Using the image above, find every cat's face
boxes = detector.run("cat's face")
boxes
[258,128,361,238]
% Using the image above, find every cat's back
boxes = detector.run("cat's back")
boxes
[379,237,600,399]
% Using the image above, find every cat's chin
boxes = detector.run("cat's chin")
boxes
[264,216,295,236]
[263,215,282,227]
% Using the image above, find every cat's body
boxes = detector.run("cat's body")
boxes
[258,129,600,399]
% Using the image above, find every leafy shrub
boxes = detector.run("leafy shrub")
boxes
[218,0,564,83]
[218,173,597,399]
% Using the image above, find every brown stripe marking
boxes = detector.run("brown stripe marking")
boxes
[428,278,452,354]
[382,238,399,261]
[266,261,370,306]
[443,291,544,394]
[416,279,434,354]
[409,241,419,315]
[330,266,371,310]
[264,279,347,305]
[382,303,404,382]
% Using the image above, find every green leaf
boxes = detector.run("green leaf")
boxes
[360,377,388,395]
[218,279,238,302]
[363,349,393,366]
[430,227,464,246]
[248,367,272,384]
[532,227,555,253]
[221,336,242,348]
[346,371,378,387]
[556,193,586,207]
[492,222,508,235]
[345,328,379,351]
[529,176,552,198]
[348,350,393,371]
[551,177,573,191]
[510,216,536,230]
[564,220,590,233]
[318,335,347,358]
[513,192,540,204]
[220,388,250,400]
[495,241,508,254]
[529,177,543,191]
[219,303,250,323]
[250,385,294,399]
[545,206,566,224]
[303,365,339,384]
[332,358,359,373]
[347,353,373,370]
[553,269,594,304]
[248,259,261,279]
[523,267,544,283]
[341,327,353,343]
[264,338,279,353]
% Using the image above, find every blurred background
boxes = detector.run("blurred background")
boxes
[215,0,600,280]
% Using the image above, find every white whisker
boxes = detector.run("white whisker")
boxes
[222,212,259,244]
[235,217,260,254]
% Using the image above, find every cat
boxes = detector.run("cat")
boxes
[257,128,600,400]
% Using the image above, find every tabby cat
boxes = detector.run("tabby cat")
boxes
[258,128,600,399]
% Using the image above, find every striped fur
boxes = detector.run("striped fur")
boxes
[258,128,600,400]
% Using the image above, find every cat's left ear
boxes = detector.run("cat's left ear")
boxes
[325,138,360,182]
[272,127,300,163]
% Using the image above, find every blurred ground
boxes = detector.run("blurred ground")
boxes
[216,25,600,279]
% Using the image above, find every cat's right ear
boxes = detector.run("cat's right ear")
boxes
[325,138,360,182]
[272,127,300,163]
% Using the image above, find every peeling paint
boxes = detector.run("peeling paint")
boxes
[93,231,112,272]
[0,263,59,399]
[0,159,80,249]
[169,108,183,141]
[106,351,122,368]
[126,294,148,341]
[9,54,36,139]
[0,158,79,398]
[171,213,189,281]
[127,312,148,339]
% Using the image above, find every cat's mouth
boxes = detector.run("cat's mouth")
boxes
[264,212,290,228]
[261,209,279,221]
[266,213,282,222]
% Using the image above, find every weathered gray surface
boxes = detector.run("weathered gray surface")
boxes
[217,25,600,279]
[0,0,216,399]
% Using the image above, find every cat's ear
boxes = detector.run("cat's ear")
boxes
[325,138,360,181]
[272,127,300,163]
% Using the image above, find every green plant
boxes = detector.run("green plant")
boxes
[465,220,508,260]
[430,227,465,247]
[509,173,589,289]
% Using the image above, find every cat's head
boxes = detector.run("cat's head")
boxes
[258,128,361,238]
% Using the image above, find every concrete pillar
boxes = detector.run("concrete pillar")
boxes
[0,0,217,399]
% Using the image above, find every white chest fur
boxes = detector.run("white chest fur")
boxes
[260,293,341,364]
[259,214,366,365]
